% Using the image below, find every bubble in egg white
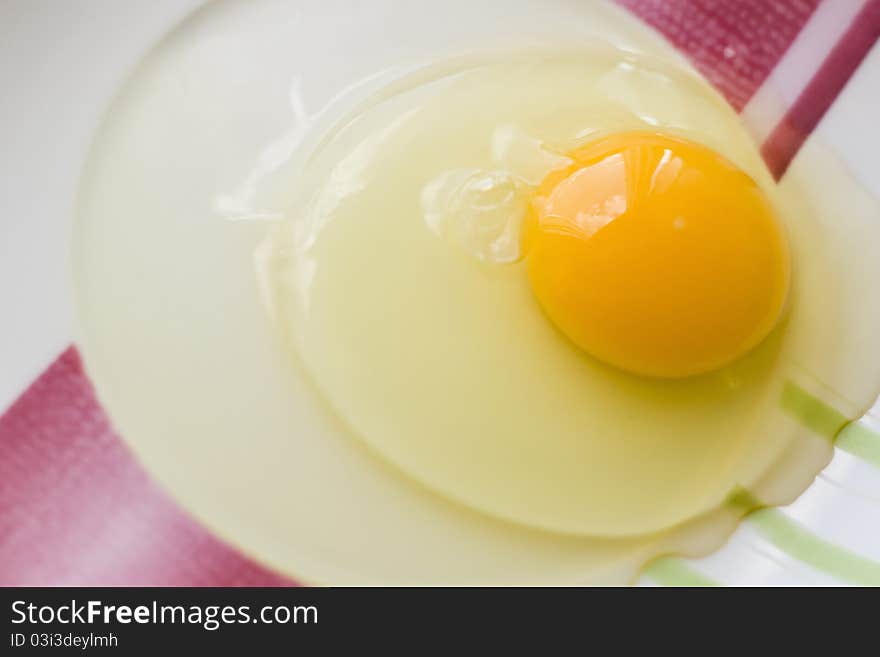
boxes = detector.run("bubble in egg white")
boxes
[422,169,525,263]
[490,124,572,185]
[422,124,573,264]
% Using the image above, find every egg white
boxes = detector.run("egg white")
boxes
[263,50,855,536]
[73,0,880,581]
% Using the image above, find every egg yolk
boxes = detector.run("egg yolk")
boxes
[525,132,790,378]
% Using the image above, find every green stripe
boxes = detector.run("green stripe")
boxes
[836,422,880,469]
[780,381,849,441]
[643,557,719,587]
[748,508,880,586]
[643,384,880,586]
[782,381,880,468]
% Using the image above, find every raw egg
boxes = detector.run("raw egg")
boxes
[262,51,811,536]
[72,1,880,580]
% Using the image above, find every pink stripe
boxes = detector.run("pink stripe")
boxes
[0,347,295,586]
[761,0,880,178]
[616,0,820,111]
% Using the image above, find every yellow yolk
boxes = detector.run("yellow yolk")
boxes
[525,132,790,378]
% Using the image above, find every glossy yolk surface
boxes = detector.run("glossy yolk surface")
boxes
[525,132,790,378]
